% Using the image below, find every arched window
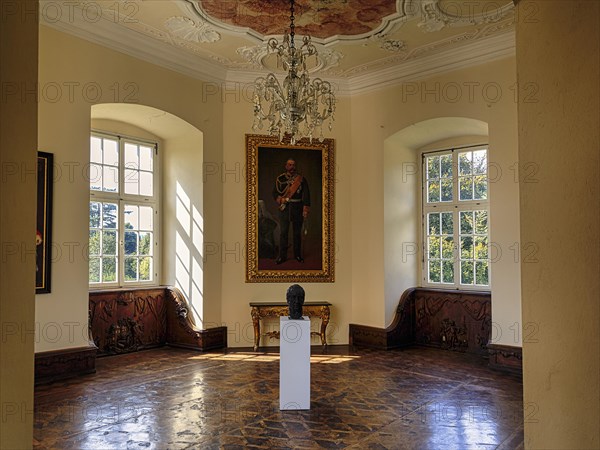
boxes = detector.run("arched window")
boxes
[422,145,490,288]
[88,131,159,286]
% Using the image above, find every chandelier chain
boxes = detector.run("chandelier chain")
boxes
[289,0,295,47]
[251,0,336,145]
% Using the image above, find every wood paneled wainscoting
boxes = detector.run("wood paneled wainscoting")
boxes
[349,288,522,375]
[34,287,226,384]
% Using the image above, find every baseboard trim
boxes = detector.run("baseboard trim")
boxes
[487,343,522,375]
[35,345,97,385]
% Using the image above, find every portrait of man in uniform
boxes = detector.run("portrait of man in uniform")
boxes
[273,159,310,264]
[246,134,334,282]
[255,145,324,272]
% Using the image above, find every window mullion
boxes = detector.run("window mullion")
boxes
[118,138,125,287]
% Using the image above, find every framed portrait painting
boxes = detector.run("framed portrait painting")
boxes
[36,151,53,294]
[246,134,335,283]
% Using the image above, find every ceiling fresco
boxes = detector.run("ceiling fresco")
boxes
[40,0,516,93]
[196,0,398,39]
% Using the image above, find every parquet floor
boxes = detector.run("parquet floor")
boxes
[34,346,524,449]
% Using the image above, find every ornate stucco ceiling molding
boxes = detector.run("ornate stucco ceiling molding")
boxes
[223,29,515,97]
[164,16,221,43]
[411,0,515,33]
[177,0,413,46]
[40,2,227,83]
[236,44,344,72]
[344,30,516,95]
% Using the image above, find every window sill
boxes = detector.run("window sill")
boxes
[89,285,166,294]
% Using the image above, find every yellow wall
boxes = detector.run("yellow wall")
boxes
[0,1,38,447]
[517,1,600,447]
[36,26,524,350]
[218,93,354,347]
[37,26,223,351]
[350,58,522,346]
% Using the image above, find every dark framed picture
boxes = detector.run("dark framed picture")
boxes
[36,151,53,294]
[246,134,335,283]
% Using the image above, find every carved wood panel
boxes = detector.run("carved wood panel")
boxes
[350,288,491,357]
[89,288,167,356]
[413,290,491,356]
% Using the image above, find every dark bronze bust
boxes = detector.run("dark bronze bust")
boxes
[286,284,305,320]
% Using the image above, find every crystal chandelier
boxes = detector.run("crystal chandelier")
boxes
[252,0,336,145]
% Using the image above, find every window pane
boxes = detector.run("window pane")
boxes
[124,143,138,168]
[459,152,472,175]
[461,236,473,259]
[461,261,474,285]
[441,179,452,202]
[428,213,440,235]
[103,139,119,166]
[139,232,152,256]
[90,164,102,191]
[90,202,101,228]
[473,150,487,175]
[102,257,117,282]
[124,169,139,195]
[124,205,139,230]
[440,154,453,178]
[102,203,118,229]
[460,211,473,234]
[429,260,441,283]
[474,175,487,200]
[90,137,102,163]
[89,230,100,255]
[459,177,473,200]
[125,231,138,255]
[139,207,153,231]
[441,212,453,235]
[103,166,118,193]
[140,146,153,171]
[475,260,489,285]
[428,180,440,203]
[140,171,153,197]
[89,258,100,283]
[102,230,117,255]
[474,236,488,259]
[140,257,152,281]
[475,210,488,234]
[427,156,440,180]
[442,260,454,284]
[428,236,440,259]
[124,257,138,281]
[442,237,453,259]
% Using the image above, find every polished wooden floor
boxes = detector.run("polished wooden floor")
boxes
[34,346,524,449]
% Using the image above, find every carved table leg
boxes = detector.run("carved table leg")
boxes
[320,306,330,348]
[251,307,260,352]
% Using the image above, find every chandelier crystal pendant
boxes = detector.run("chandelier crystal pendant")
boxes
[252,0,336,145]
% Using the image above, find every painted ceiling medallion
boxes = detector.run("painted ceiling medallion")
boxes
[195,0,397,39]
[182,0,410,44]
[164,16,221,43]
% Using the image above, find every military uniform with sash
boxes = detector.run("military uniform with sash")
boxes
[273,172,310,262]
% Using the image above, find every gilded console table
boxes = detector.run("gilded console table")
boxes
[249,302,332,352]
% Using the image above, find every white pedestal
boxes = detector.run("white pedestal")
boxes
[279,316,310,410]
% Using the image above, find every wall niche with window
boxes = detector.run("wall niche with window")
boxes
[90,105,207,328]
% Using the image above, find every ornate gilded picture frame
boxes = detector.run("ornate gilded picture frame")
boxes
[36,151,53,294]
[246,134,335,283]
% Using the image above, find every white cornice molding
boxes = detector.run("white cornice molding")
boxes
[41,10,515,97]
[344,30,516,96]
[41,11,227,84]
[224,30,515,96]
